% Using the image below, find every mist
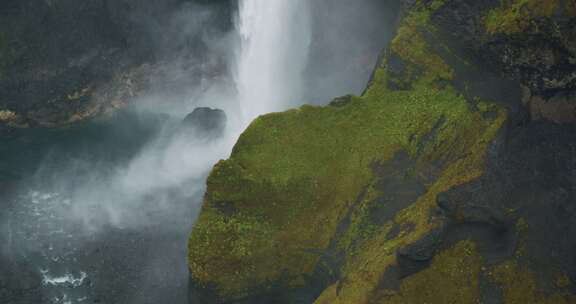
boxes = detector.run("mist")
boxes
[0,1,396,303]
[305,0,401,103]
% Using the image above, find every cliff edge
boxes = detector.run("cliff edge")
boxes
[188,1,576,303]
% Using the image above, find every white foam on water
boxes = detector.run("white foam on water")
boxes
[41,270,88,288]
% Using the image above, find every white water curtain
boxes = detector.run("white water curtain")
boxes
[235,0,312,125]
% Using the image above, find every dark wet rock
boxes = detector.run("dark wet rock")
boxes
[369,151,430,225]
[181,107,227,138]
[0,0,234,132]
[397,227,446,278]
[523,89,576,124]
[429,0,576,124]
[398,227,446,263]
[328,95,352,107]
[436,192,508,232]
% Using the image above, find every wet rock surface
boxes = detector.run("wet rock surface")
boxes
[0,0,233,131]
[429,0,576,123]
[181,107,227,138]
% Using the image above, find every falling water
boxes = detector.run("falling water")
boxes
[234,0,312,125]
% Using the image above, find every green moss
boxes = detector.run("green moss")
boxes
[312,11,506,303]
[429,0,447,11]
[335,185,387,255]
[186,0,576,302]
[189,64,506,299]
[490,261,576,304]
[188,1,507,301]
[484,0,560,34]
[483,220,575,304]
[387,240,482,303]
[189,210,278,295]
[315,241,484,304]
[312,86,505,303]
[389,7,454,83]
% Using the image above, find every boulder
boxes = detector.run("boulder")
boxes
[181,107,227,138]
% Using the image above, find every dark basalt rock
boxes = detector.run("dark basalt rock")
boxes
[398,227,445,263]
[328,95,353,108]
[181,107,227,138]
[396,226,446,278]
[0,0,234,131]
[436,192,508,232]
[428,0,576,123]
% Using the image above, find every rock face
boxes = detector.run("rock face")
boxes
[0,0,233,131]
[188,1,576,303]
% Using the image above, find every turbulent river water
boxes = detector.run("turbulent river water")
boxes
[0,0,390,303]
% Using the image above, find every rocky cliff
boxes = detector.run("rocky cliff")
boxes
[188,1,576,303]
[0,0,232,132]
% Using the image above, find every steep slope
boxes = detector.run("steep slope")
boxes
[188,0,576,303]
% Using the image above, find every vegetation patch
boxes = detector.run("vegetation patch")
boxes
[312,72,505,303]
[489,261,576,304]
[189,75,505,299]
[484,0,560,34]
[389,8,453,83]
[188,2,508,301]
[386,240,482,303]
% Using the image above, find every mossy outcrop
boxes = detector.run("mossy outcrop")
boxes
[188,1,576,303]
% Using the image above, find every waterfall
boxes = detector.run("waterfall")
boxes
[0,2,316,304]
[234,0,312,125]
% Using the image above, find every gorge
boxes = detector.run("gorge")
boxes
[0,1,575,304]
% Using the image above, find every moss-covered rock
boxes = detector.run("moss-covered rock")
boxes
[188,2,506,301]
[189,76,505,297]
[188,0,576,303]
[484,0,561,35]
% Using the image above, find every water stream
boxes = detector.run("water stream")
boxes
[235,0,311,124]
